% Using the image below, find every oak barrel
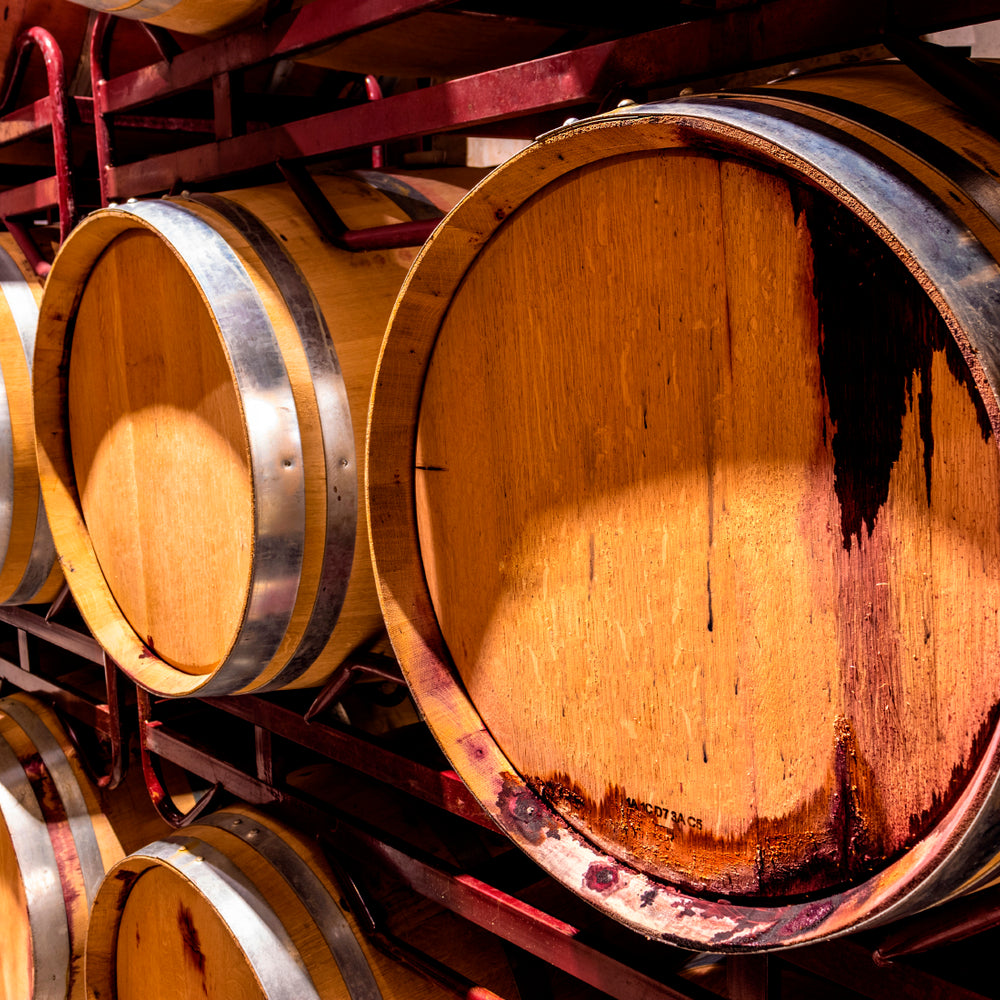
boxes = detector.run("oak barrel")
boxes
[367,63,1000,949]
[86,804,459,1000]
[0,235,62,606]
[0,693,169,999]
[34,172,468,697]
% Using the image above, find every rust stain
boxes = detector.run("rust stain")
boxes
[495,773,561,845]
[582,861,622,894]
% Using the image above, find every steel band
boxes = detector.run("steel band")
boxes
[184,192,358,691]
[0,697,106,905]
[120,200,307,695]
[0,726,71,1000]
[199,811,383,1000]
[129,837,322,1000]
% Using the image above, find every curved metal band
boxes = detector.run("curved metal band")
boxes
[199,812,383,1000]
[91,0,175,14]
[0,728,71,1000]
[485,98,1000,945]
[130,837,321,1000]
[0,698,106,905]
[0,247,30,578]
[184,193,358,691]
[732,87,1000,228]
[613,95,1000,423]
[119,200,307,695]
[0,245,58,605]
[347,170,445,221]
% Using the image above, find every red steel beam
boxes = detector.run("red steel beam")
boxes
[201,693,495,830]
[98,0,450,114]
[328,822,721,1000]
[97,0,921,198]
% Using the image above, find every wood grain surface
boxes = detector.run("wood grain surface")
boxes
[415,149,1000,895]
[68,229,254,674]
[369,60,1000,933]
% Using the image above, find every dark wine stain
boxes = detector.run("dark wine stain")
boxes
[799,187,992,550]
[178,904,207,977]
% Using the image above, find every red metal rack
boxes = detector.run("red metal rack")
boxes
[6,2,1000,997]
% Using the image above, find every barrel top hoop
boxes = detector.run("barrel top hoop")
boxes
[182,192,358,692]
[608,97,1000,421]
[733,86,1000,228]
[121,199,307,695]
[0,719,72,1000]
[123,836,322,1000]
[37,202,307,696]
[0,697,106,906]
[198,811,384,1000]
[368,100,1000,950]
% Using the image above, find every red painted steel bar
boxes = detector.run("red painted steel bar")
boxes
[97,0,450,114]
[326,822,721,1000]
[0,27,75,239]
[98,0,894,198]
[873,885,1000,963]
[0,606,105,665]
[201,693,495,829]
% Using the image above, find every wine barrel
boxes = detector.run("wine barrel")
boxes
[34,171,469,697]
[0,235,62,606]
[0,692,169,999]
[367,62,1000,949]
[86,805,459,1000]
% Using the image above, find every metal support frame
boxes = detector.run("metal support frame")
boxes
[0,26,77,267]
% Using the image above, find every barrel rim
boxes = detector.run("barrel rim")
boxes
[367,94,1000,949]
[86,807,370,1000]
[34,203,307,697]
[180,192,359,694]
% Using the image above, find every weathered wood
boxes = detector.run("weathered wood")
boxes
[35,170,469,696]
[367,64,1000,947]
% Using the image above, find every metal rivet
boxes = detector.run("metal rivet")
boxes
[616,99,636,108]
[562,117,580,127]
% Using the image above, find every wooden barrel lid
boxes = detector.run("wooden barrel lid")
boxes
[368,65,1000,947]
[87,805,455,1000]
[68,229,254,675]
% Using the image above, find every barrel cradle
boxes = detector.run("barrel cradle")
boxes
[34,171,469,697]
[367,64,1000,949]
[0,234,62,606]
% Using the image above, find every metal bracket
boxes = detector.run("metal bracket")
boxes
[277,159,441,251]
